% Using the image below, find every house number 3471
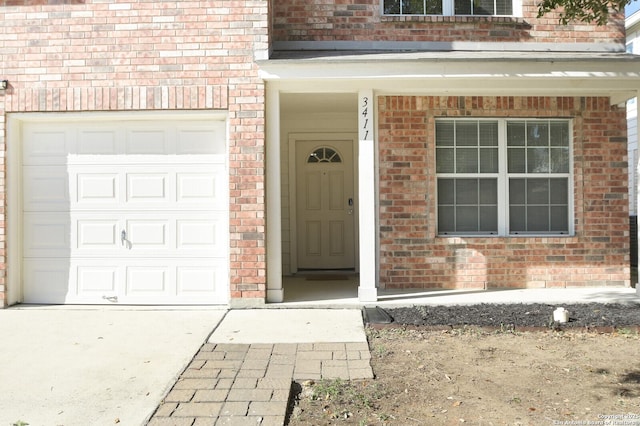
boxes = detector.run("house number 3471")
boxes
[359,92,373,141]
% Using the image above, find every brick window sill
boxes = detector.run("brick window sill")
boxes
[380,15,527,25]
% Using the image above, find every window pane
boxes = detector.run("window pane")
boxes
[495,0,512,14]
[384,0,401,13]
[456,206,479,231]
[527,206,550,232]
[527,179,549,204]
[436,148,454,173]
[508,148,526,173]
[436,121,455,146]
[549,178,568,204]
[437,178,497,234]
[456,148,478,173]
[507,122,526,146]
[480,206,498,231]
[509,178,569,234]
[509,178,525,204]
[550,122,570,147]
[479,179,497,204]
[550,206,568,232]
[479,122,498,146]
[426,0,443,14]
[527,122,549,147]
[550,147,570,173]
[456,179,478,204]
[510,206,526,232]
[454,0,472,14]
[438,179,455,204]
[480,148,498,173]
[475,0,495,15]
[457,122,478,146]
[527,147,549,173]
[438,206,455,232]
[402,0,425,14]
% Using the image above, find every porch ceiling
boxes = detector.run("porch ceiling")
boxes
[258,51,640,104]
[280,93,356,115]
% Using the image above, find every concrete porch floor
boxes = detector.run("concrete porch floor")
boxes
[279,275,640,307]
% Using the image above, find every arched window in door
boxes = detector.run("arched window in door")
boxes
[307,147,342,163]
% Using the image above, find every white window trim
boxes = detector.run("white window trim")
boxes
[436,118,575,237]
[382,0,523,17]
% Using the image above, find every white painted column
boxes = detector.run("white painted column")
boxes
[357,89,378,302]
[266,84,284,303]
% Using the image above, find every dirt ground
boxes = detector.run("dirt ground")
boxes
[288,304,640,426]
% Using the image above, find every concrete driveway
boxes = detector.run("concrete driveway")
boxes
[0,306,226,426]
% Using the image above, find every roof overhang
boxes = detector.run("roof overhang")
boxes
[257,51,640,105]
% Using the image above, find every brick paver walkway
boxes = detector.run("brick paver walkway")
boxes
[147,342,373,425]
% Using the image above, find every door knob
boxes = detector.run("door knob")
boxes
[121,230,127,246]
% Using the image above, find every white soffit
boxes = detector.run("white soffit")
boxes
[258,51,640,103]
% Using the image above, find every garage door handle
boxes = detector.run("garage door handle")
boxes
[121,230,132,249]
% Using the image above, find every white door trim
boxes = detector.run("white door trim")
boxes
[288,132,359,273]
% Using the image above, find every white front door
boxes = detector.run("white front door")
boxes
[20,116,229,305]
[296,139,356,269]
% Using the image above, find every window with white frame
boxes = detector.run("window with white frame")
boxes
[383,0,513,16]
[436,118,572,236]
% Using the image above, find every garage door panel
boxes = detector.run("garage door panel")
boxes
[23,167,70,211]
[77,129,119,155]
[23,214,71,255]
[126,220,169,248]
[177,218,222,251]
[127,173,169,202]
[177,262,226,298]
[78,220,118,248]
[26,214,225,257]
[177,127,225,155]
[23,127,75,165]
[23,260,71,304]
[24,259,228,304]
[126,267,169,296]
[177,169,226,206]
[77,266,118,294]
[126,129,170,155]
[77,173,119,203]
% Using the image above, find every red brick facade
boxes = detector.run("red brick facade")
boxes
[0,1,632,305]
[273,0,624,45]
[0,1,268,306]
[378,96,629,289]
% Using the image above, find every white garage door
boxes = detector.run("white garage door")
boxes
[21,117,229,305]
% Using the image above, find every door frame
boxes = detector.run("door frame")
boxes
[288,132,359,273]
[6,110,229,306]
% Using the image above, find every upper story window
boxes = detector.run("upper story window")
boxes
[383,0,513,16]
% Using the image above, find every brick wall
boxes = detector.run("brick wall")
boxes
[378,96,630,289]
[0,0,269,305]
[273,0,625,46]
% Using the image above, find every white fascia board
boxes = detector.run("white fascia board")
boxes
[268,76,639,97]
[258,57,640,101]
[627,10,640,31]
[273,41,626,53]
[259,58,640,80]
